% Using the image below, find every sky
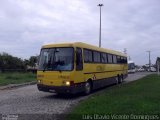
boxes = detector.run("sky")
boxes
[0,0,160,65]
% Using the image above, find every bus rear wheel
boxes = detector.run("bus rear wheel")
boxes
[121,75,124,83]
[115,76,119,84]
[84,81,92,95]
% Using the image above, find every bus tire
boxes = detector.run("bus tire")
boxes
[121,74,124,83]
[115,76,119,85]
[84,81,92,95]
[118,75,122,84]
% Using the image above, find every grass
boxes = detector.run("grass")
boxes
[0,72,36,86]
[67,74,160,120]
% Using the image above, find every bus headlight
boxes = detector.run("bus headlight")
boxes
[38,80,41,83]
[66,81,70,86]
[65,81,74,86]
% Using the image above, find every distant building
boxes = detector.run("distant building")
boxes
[156,57,160,71]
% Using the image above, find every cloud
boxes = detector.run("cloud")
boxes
[0,0,160,65]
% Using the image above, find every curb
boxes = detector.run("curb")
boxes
[0,81,37,90]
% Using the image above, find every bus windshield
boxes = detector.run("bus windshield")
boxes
[38,47,74,71]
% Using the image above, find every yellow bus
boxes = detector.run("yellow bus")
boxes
[37,42,128,94]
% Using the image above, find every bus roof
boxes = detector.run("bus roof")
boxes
[42,42,127,57]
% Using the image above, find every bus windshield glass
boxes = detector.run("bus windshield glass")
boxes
[38,47,74,71]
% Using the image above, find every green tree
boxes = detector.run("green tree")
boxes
[0,52,25,71]
[29,56,38,68]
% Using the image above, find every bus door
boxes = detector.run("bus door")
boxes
[75,47,84,83]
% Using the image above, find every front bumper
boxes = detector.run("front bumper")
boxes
[37,83,85,94]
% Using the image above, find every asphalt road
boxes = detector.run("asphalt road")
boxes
[124,72,153,82]
[0,72,153,120]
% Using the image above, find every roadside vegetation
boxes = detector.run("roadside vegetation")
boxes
[0,52,38,72]
[0,72,36,86]
[67,74,160,120]
[0,52,37,86]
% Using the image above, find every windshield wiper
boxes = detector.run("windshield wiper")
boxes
[43,63,49,72]
[43,60,51,72]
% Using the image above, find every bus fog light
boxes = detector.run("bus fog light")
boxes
[66,81,70,86]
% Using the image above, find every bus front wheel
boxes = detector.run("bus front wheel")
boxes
[84,81,92,95]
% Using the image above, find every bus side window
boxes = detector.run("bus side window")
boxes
[76,48,83,71]
[117,56,121,64]
[120,57,124,63]
[108,54,113,63]
[93,51,101,63]
[101,53,107,63]
[113,55,117,64]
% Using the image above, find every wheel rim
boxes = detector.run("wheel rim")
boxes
[85,82,91,94]
[116,77,118,84]
[121,76,123,83]
[120,77,122,83]
[120,75,123,83]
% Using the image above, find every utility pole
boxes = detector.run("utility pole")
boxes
[146,51,151,71]
[98,4,103,48]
